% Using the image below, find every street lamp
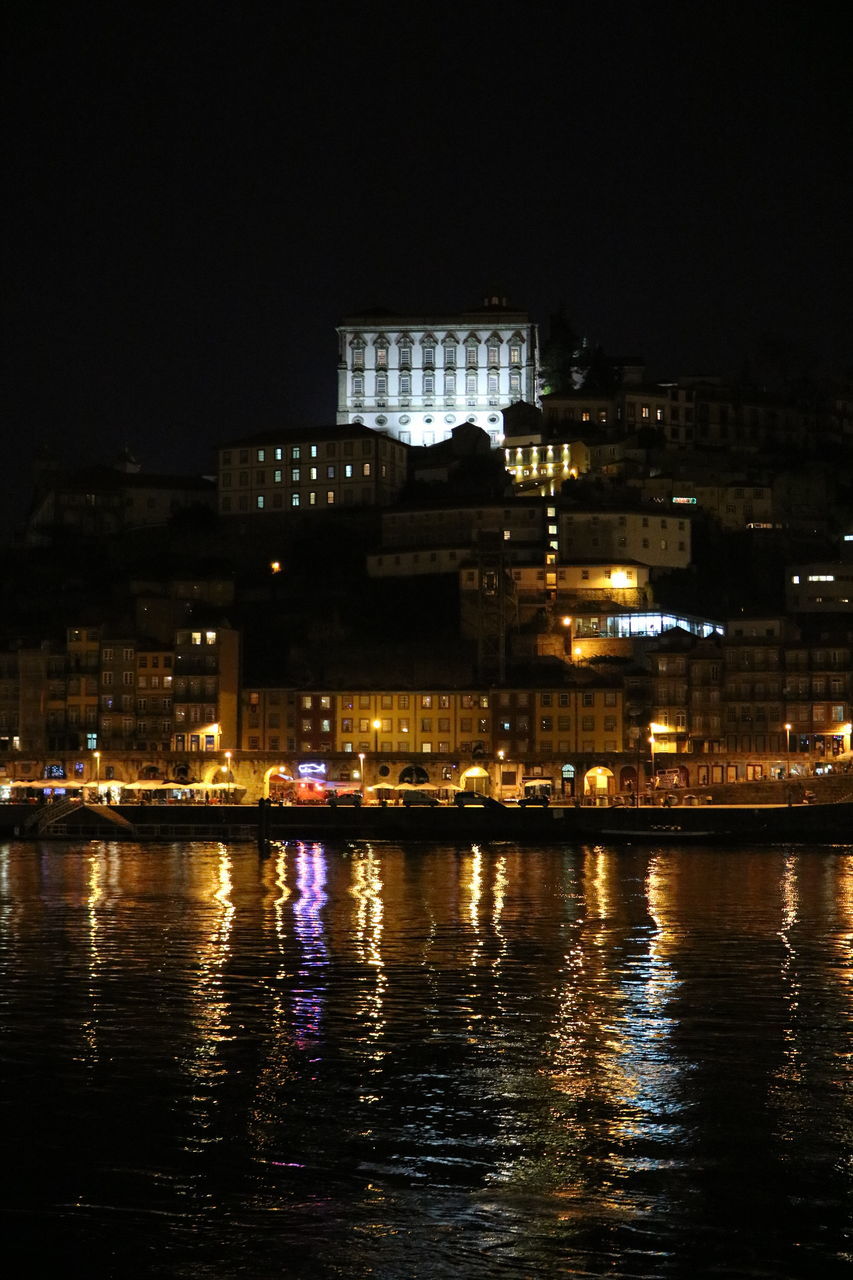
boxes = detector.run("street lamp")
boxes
[370,720,382,792]
[784,723,793,753]
[648,722,671,788]
[561,615,573,662]
[94,750,101,784]
[225,750,232,782]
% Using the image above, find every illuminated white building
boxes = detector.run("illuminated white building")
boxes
[336,296,539,448]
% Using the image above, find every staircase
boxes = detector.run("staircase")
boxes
[23,800,137,837]
[22,796,80,834]
[83,803,136,833]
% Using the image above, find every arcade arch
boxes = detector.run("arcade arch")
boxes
[459,764,490,794]
[264,763,296,802]
[583,765,615,797]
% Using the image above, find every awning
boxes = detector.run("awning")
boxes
[9,779,86,789]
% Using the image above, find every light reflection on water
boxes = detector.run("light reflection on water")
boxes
[0,838,852,1279]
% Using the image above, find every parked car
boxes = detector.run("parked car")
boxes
[327,791,363,807]
[402,791,439,806]
[455,791,489,806]
[518,794,550,807]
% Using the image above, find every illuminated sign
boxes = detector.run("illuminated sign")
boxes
[298,762,327,777]
[672,496,697,504]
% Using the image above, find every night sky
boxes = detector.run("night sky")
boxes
[5,2,851,531]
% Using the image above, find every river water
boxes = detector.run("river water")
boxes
[1,838,851,1279]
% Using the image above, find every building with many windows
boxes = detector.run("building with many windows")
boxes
[560,509,692,571]
[26,463,216,546]
[786,563,853,613]
[239,679,626,761]
[536,379,814,453]
[172,625,240,753]
[635,475,774,530]
[98,639,140,752]
[336,297,539,448]
[65,627,101,750]
[217,425,408,515]
[134,647,175,752]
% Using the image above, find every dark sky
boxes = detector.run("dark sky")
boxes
[5,2,852,529]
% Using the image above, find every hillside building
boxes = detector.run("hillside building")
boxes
[217,424,407,514]
[26,462,215,545]
[336,296,538,448]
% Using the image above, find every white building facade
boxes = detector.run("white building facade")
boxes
[336,297,539,449]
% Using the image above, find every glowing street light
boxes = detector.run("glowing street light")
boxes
[369,721,383,792]
[784,722,793,753]
[561,615,573,661]
[648,722,672,787]
[94,750,101,784]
